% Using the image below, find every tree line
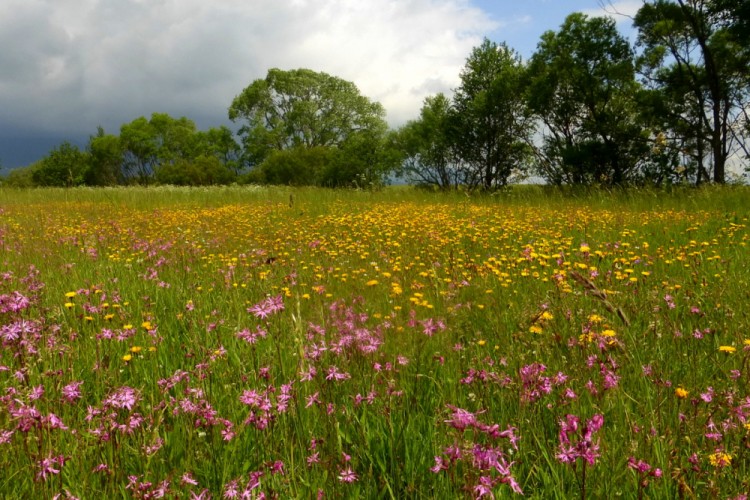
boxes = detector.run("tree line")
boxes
[4,1,748,189]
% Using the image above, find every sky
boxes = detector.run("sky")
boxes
[0,0,643,170]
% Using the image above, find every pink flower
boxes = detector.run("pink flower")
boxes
[0,430,14,444]
[223,479,239,498]
[29,385,44,401]
[248,295,284,319]
[444,405,480,431]
[325,366,351,381]
[269,460,284,475]
[430,456,450,473]
[300,365,317,382]
[92,463,109,473]
[305,392,321,408]
[700,387,714,403]
[61,381,83,403]
[43,413,68,430]
[307,452,320,467]
[103,386,139,411]
[36,455,65,481]
[181,472,198,486]
[144,437,164,455]
[338,467,358,483]
[474,476,496,498]
[557,414,604,466]
[236,326,267,344]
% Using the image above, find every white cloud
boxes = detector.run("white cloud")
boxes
[0,0,497,136]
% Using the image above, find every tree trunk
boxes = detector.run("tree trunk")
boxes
[712,103,725,183]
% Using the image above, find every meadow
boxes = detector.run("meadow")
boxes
[1,185,749,499]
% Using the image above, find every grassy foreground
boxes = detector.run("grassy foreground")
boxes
[1,185,749,498]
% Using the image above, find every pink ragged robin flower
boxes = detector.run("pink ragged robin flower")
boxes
[61,381,83,403]
[338,466,358,483]
[557,413,604,466]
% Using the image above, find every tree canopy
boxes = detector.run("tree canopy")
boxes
[526,13,647,185]
[228,68,391,186]
[453,39,534,189]
[5,1,749,189]
[635,0,749,183]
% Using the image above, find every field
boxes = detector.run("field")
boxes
[1,185,749,498]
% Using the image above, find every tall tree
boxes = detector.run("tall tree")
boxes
[398,94,468,189]
[86,127,124,186]
[228,68,389,181]
[119,113,201,183]
[452,39,534,189]
[635,0,749,183]
[526,13,646,185]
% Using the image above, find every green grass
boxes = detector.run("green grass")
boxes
[0,185,749,498]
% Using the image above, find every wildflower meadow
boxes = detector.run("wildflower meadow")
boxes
[1,185,749,499]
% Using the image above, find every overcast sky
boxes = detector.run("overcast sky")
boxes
[0,0,642,169]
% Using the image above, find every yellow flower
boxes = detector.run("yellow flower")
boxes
[365,280,379,286]
[708,452,732,468]
[130,346,142,353]
[719,345,736,354]
[602,329,616,337]
[540,311,554,321]
[141,321,153,330]
[529,325,543,334]
[477,340,486,346]
[122,354,133,362]
[65,291,77,299]
[675,387,689,399]
[64,302,75,310]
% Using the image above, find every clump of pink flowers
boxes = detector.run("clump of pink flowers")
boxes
[628,456,662,494]
[248,295,284,319]
[557,413,604,465]
[433,404,523,495]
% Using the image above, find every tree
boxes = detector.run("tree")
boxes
[194,126,243,175]
[452,39,534,189]
[119,113,200,183]
[258,146,333,186]
[398,94,468,189]
[32,142,90,187]
[154,155,237,186]
[86,127,124,186]
[228,68,391,185]
[1,164,37,187]
[635,0,749,183]
[527,13,647,185]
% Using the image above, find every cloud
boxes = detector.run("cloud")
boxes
[0,0,496,139]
